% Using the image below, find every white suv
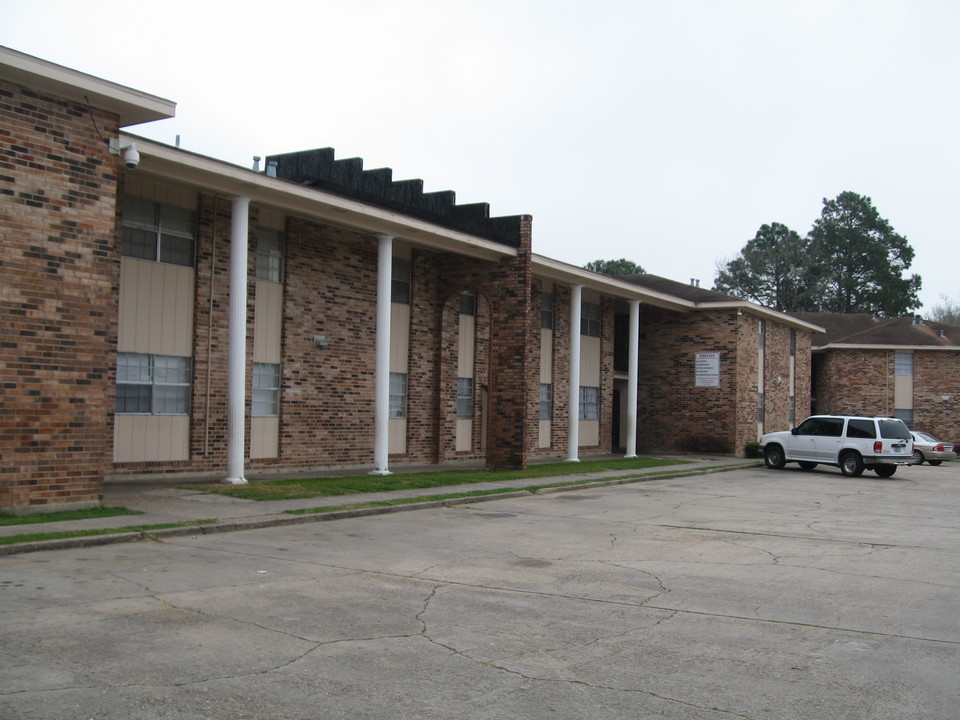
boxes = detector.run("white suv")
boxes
[760,415,913,478]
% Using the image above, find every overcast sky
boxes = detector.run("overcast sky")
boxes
[4,0,957,313]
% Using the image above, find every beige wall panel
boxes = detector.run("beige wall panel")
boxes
[390,303,411,373]
[458,314,475,377]
[539,420,552,448]
[456,419,473,452]
[113,415,189,462]
[895,375,914,409]
[580,336,601,385]
[118,258,194,356]
[579,420,599,447]
[257,207,286,230]
[123,176,196,209]
[254,280,283,363]
[251,416,279,459]
[540,329,553,383]
[389,418,407,454]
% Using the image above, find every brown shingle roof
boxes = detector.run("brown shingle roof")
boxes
[790,313,960,348]
[617,274,742,303]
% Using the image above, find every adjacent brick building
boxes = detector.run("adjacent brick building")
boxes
[1,47,822,514]
[793,313,960,443]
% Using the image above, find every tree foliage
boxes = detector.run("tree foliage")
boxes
[713,192,922,316]
[714,223,813,311]
[584,258,646,276]
[928,296,960,325]
[808,192,921,315]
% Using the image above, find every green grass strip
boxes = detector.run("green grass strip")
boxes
[286,463,743,516]
[0,506,141,527]
[193,457,688,502]
[0,519,218,546]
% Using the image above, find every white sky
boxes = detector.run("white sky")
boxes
[4,0,957,313]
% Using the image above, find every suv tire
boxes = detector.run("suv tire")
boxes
[875,465,897,478]
[840,451,864,477]
[764,444,786,469]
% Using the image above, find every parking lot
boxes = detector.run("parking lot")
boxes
[1,463,958,719]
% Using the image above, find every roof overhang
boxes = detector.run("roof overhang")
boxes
[126,134,518,262]
[533,255,826,330]
[533,255,693,311]
[815,343,960,352]
[0,46,175,127]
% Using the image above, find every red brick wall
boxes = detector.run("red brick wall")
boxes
[1,78,120,512]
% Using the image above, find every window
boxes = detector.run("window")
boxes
[389,372,408,418]
[252,363,281,417]
[256,228,284,282]
[758,319,766,350]
[892,410,913,430]
[457,377,474,419]
[116,353,191,414]
[757,391,765,423]
[895,352,913,375]
[392,257,411,304]
[581,302,601,337]
[788,396,795,426]
[459,290,476,316]
[790,329,797,357]
[579,386,599,420]
[541,293,554,330]
[121,196,196,267]
[846,419,876,439]
[539,383,553,420]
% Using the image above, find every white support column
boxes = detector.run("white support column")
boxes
[224,196,250,484]
[625,300,641,458]
[370,233,394,475]
[566,284,582,462]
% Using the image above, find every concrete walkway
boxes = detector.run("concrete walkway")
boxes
[0,455,758,555]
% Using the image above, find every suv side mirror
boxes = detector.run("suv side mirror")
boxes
[791,428,798,435]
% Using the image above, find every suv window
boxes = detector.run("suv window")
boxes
[820,418,844,437]
[846,419,876,439]
[795,418,820,436]
[879,419,912,440]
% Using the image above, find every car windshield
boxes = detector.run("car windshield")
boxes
[879,419,912,440]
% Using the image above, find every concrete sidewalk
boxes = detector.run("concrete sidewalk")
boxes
[0,455,758,554]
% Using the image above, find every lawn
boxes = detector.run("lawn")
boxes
[193,456,689,501]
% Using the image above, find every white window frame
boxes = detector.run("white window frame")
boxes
[457,377,474,419]
[581,302,601,337]
[579,386,599,420]
[539,383,553,420]
[256,228,284,283]
[121,196,196,267]
[389,372,408,418]
[116,353,192,415]
[392,257,411,304]
[252,362,281,417]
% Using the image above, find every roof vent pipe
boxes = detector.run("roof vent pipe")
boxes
[252,156,261,172]
[266,160,278,178]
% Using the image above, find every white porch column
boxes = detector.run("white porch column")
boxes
[370,233,394,475]
[625,300,641,458]
[224,196,250,484]
[566,284,582,462]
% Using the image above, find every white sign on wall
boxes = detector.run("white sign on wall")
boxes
[695,352,721,387]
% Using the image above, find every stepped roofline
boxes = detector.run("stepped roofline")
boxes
[266,148,523,248]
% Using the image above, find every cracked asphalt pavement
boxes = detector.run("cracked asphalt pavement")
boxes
[1,464,958,719]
